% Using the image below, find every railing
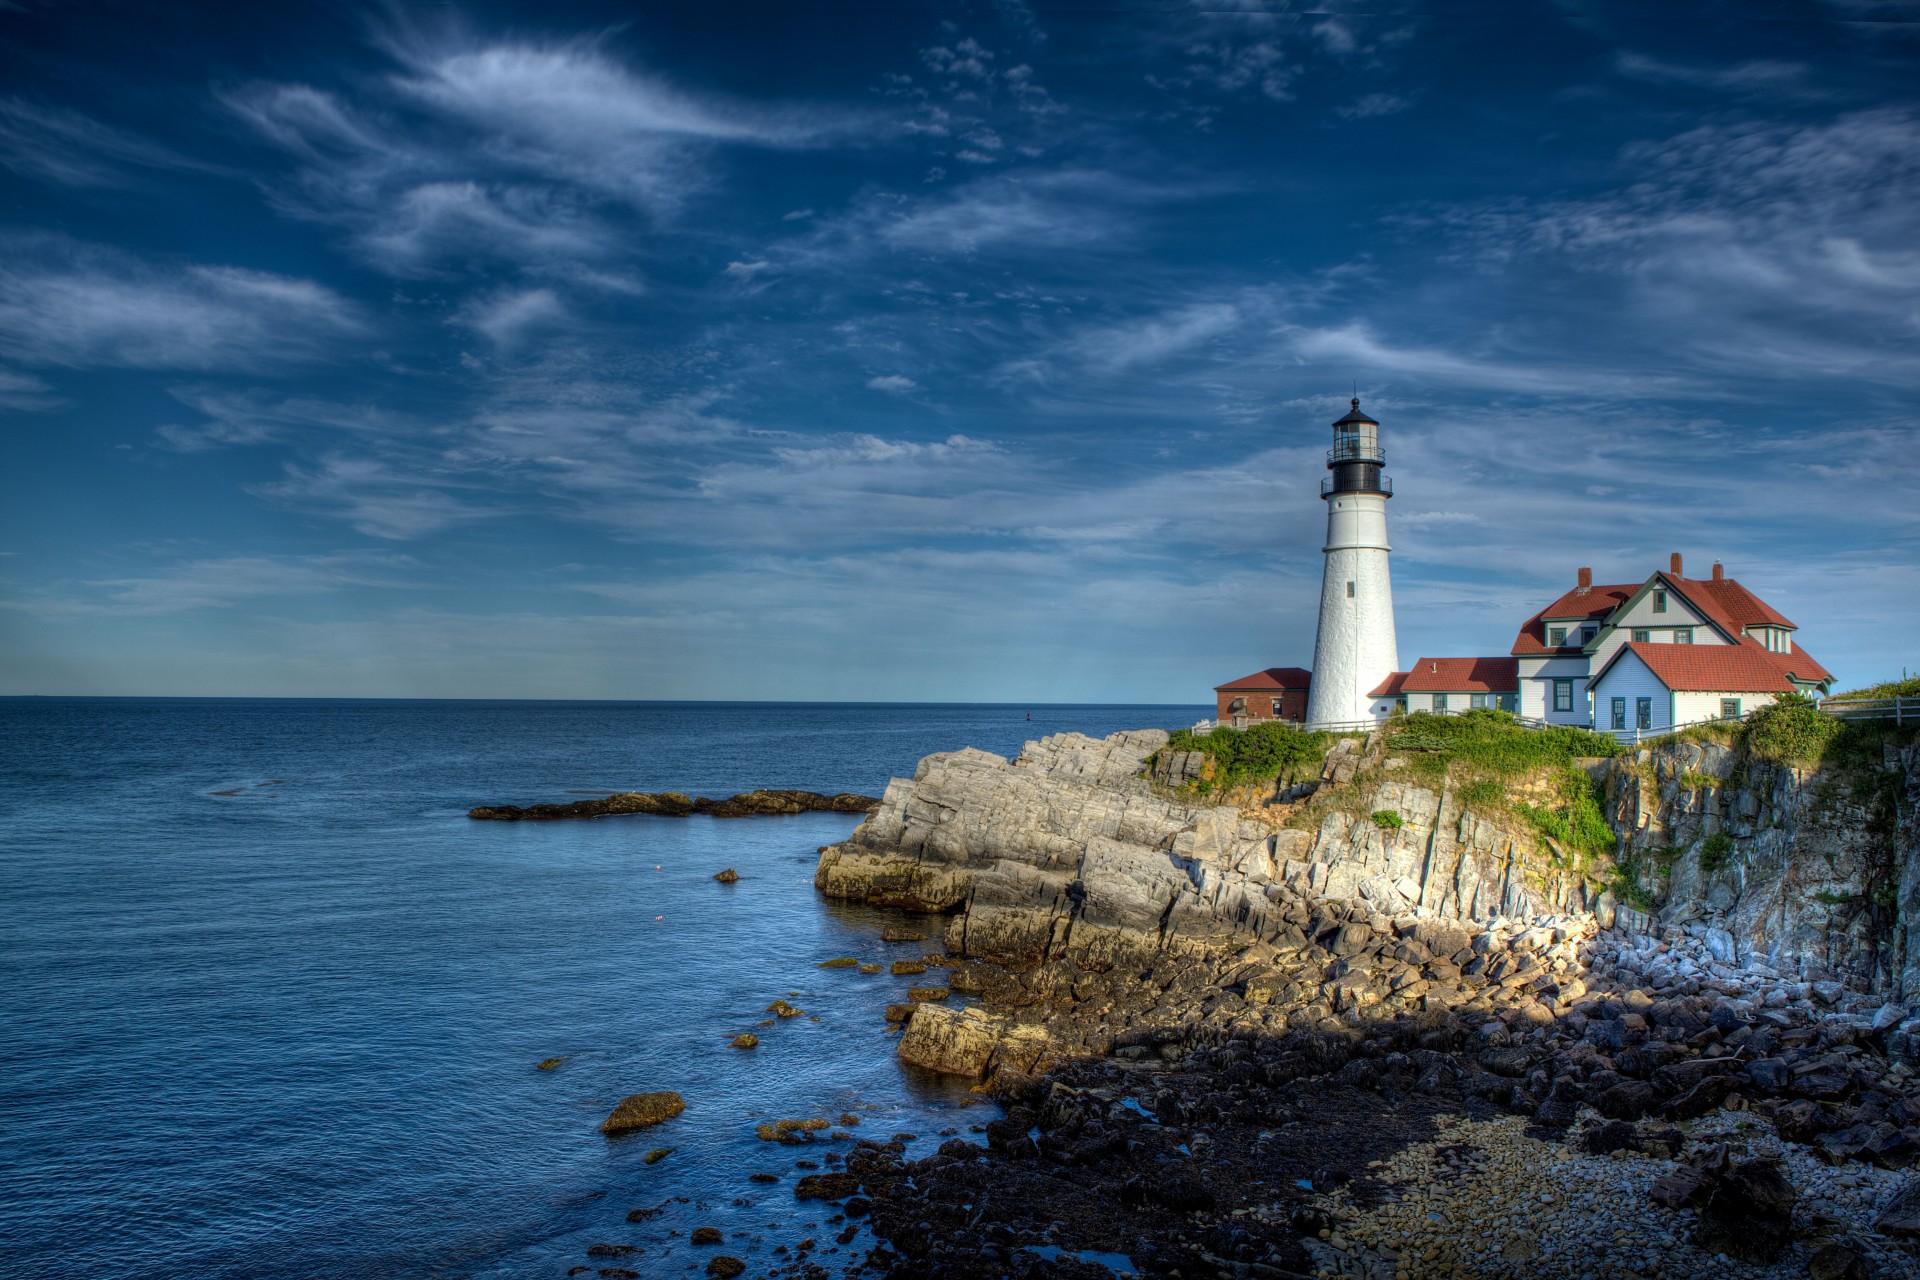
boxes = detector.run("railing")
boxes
[1598,713,1746,745]
[1321,474,1392,497]
[1327,442,1385,466]
[1818,695,1918,725]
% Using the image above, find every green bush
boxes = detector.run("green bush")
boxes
[1699,831,1736,873]
[1675,771,1715,792]
[1370,809,1403,830]
[1746,693,1840,767]
[1159,720,1334,796]
[1831,675,1920,700]
[1514,766,1615,867]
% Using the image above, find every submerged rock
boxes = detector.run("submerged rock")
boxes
[712,868,740,883]
[536,1056,570,1071]
[705,1258,745,1279]
[730,1033,759,1049]
[600,1092,686,1136]
[690,1227,723,1245]
[642,1147,673,1164]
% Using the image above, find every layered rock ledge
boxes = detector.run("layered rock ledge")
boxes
[470,788,878,821]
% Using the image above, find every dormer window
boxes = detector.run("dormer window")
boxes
[1652,589,1668,614]
[1580,625,1597,645]
[1548,626,1567,647]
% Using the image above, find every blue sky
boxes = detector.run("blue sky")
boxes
[1,1,1916,700]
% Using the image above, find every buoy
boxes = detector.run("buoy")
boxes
[654,915,665,921]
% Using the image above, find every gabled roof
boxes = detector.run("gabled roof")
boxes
[1368,671,1410,697]
[1694,575,1796,631]
[1400,656,1519,693]
[1593,642,1805,694]
[1215,666,1312,693]
[1511,583,1637,655]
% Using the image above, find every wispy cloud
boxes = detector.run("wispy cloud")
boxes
[0,97,215,187]
[0,235,364,371]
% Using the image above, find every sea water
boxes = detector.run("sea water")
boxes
[0,699,1204,1280]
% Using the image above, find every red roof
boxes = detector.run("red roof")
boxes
[1597,642,1803,694]
[1368,671,1409,697]
[1214,666,1312,692]
[1693,575,1796,631]
[1510,583,1638,655]
[1400,656,1519,693]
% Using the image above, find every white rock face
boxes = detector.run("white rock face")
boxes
[815,729,1578,970]
[1307,490,1398,726]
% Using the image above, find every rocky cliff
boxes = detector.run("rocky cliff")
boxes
[1607,736,1920,1002]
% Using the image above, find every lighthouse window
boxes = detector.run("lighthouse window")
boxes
[1345,580,1355,598]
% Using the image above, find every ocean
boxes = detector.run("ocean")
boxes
[0,699,1205,1280]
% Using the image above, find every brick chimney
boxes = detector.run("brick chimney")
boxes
[1577,566,1592,589]
[1712,561,1724,581]
[1670,552,1684,577]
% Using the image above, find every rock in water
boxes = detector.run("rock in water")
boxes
[642,1147,673,1164]
[535,1056,569,1070]
[1695,1158,1795,1262]
[794,1172,860,1200]
[600,1091,686,1136]
[730,1033,758,1049]
[705,1258,745,1279]
[713,868,740,882]
[690,1227,723,1245]
[469,789,878,821]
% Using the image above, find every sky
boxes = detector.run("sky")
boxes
[1,0,1916,701]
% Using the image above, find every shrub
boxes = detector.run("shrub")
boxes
[1675,771,1715,792]
[1370,809,1403,830]
[1159,720,1333,796]
[1746,693,1839,767]
[1385,709,1620,777]
[1515,766,1614,868]
[1699,831,1736,873]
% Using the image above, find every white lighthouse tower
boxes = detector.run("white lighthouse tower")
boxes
[1305,398,1399,726]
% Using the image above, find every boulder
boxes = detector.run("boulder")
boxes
[706,1258,746,1279]
[601,1091,686,1136]
[691,1227,723,1245]
[713,868,740,883]
[794,1172,861,1200]
[1876,1175,1920,1238]
[1807,1242,1870,1280]
[1694,1158,1796,1263]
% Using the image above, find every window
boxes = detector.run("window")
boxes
[1674,628,1693,644]
[1553,679,1574,713]
[1548,626,1568,647]
[1433,692,1449,712]
[1470,692,1491,710]
[1271,698,1283,716]
[1631,628,1650,643]
[1636,697,1653,730]
[1345,580,1355,598]
[1611,697,1627,730]
[1652,589,1668,613]
[1581,625,1598,645]
[1395,695,1408,713]
[1720,698,1742,720]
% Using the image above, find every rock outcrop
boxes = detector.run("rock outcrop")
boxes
[470,789,878,821]
[815,729,1591,973]
[600,1091,686,1136]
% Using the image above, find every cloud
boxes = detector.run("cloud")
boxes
[0,367,59,411]
[1337,93,1409,119]
[1612,52,1821,97]
[0,236,363,371]
[867,170,1146,255]
[866,374,917,392]
[5,551,418,617]
[250,455,495,540]
[0,98,214,187]
[459,286,567,346]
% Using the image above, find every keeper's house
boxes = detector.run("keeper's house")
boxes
[1214,667,1311,724]
[1369,657,1519,716]
[1512,553,1831,731]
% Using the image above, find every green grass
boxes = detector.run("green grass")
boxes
[1370,809,1403,830]
[1157,720,1336,796]
[1745,693,1840,767]
[1384,709,1621,777]
[1675,771,1716,792]
[1512,765,1616,869]
[1830,675,1920,700]
[1456,777,1507,812]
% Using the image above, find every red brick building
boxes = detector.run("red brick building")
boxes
[1214,667,1312,724]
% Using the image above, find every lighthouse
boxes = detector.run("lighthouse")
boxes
[1305,398,1400,727]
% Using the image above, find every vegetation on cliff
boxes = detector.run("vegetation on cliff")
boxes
[1159,720,1332,796]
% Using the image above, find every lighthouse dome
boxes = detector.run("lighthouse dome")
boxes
[1332,397,1378,428]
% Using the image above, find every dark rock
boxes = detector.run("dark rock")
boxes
[469,789,877,821]
[1583,1119,1638,1155]
[691,1227,723,1245]
[730,1033,758,1049]
[537,1056,570,1070]
[1745,1058,1792,1092]
[1775,1098,1830,1144]
[1650,1165,1716,1209]
[705,1258,746,1279]
[794,1172,861,1200]
[1665,1074,1739,1120]
[748,1173,780,1184]
[890,961,928,977]
[713,868,740,883]
[588,1244,639,1257]
[599,1270,639,1280]
[601,1091,686,1136]
[1695,1158,1796,1263]
[641,1147,672,1164]
[884,1003,917,1023]
[1807,1242,1870,1280]
[1875,1175,1920,1237]
[1597,1080,1660,1120]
